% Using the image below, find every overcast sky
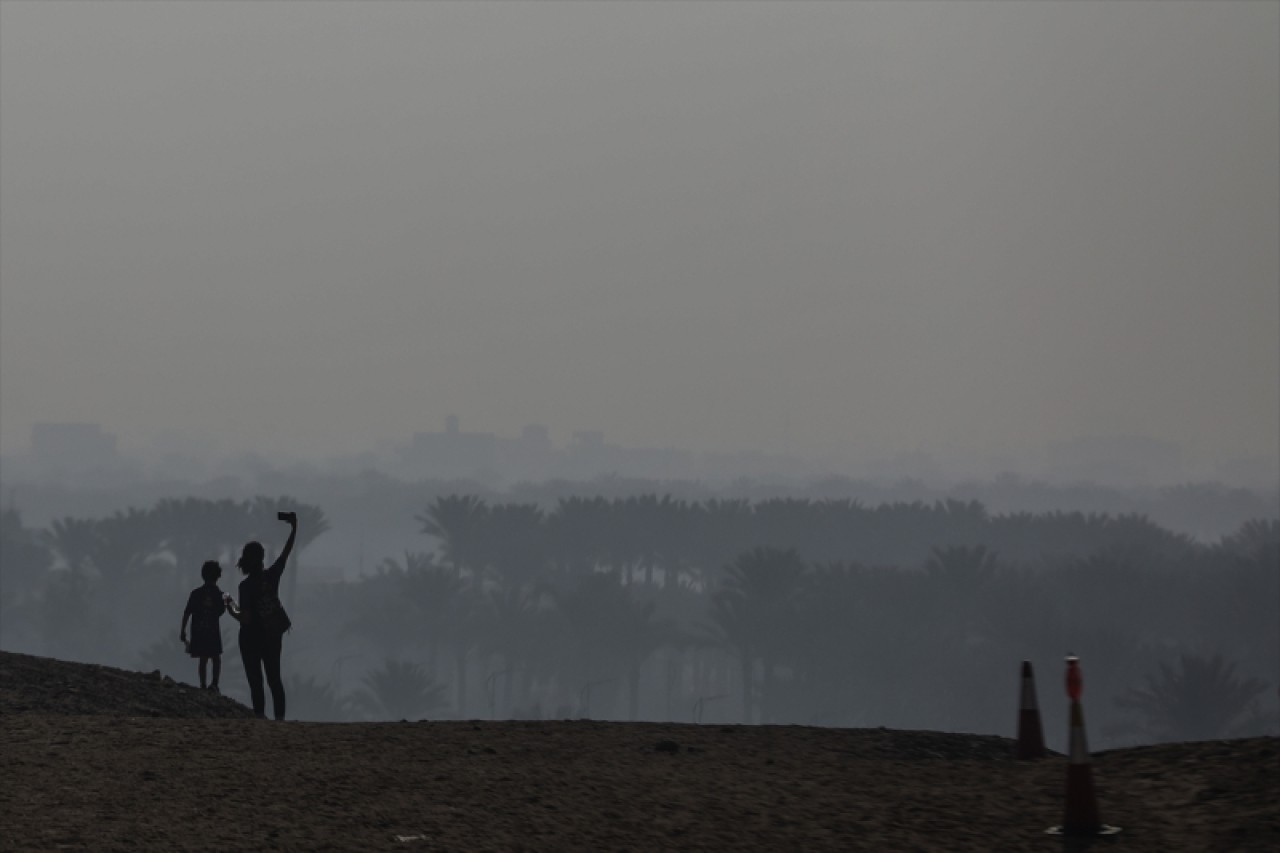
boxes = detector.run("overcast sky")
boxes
[1,1,1276,473]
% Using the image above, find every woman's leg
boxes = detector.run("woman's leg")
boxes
[211,655,221,690]
[198,657,208,689]
[262,631,286,721]
[239,637,266,717]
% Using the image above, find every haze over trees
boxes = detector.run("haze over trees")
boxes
[1,487,1275,748]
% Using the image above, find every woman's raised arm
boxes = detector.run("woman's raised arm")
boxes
[270,511,298,575]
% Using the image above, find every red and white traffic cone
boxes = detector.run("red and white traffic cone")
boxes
[1015,660,1046,760]
[1047,656,1121,837]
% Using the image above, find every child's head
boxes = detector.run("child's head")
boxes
[237,541,265,574]
[201,560,222,583]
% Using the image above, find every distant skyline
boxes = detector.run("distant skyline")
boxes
[3,415,1274,492]
[2,2,1277,475]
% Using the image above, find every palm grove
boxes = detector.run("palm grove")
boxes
[1,494,1274,746]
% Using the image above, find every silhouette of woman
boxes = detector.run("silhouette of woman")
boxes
[227,512,297,720]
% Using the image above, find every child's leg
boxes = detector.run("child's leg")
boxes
[211,655,221,689]
[198,657,209,689]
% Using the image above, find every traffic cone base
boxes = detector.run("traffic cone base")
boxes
[1045,824,1123,837]
[1045,691,1122,837]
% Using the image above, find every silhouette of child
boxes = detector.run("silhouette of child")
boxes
[180,560,229,692]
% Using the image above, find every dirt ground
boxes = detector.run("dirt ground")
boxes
[1,651,1276,851]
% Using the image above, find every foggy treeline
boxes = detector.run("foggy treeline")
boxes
[5,469,1276,573]
[1,486,1275,750]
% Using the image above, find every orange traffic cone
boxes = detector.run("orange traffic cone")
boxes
[1015,660,1046,760]
[1047,656,1121,837]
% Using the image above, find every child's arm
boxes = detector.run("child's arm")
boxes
[224,595,242,622]
[181,589,198,644]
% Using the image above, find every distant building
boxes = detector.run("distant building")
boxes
[556,430,692,480]
[498,424,558,482]
[401,415,498,480]
[391,418,703,484]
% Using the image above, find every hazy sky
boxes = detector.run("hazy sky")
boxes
[2,1,1276,470]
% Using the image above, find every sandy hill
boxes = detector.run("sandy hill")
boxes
[0,650,256,719]
[1,651,1275,851]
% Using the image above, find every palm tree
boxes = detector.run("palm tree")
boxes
[788,562,872,725]
[544,496,613,580]
[555,573,669,720]
[93,507,165,589]
[1219,518,1279,559]
[38,569,109,662]
[689,498,752,590]
[397,552,465,676]
[1,508,52,610]
[45,516,100,578]
[1114,653,1269,742]
[920,544,1001,645]
[84,509,167,651]
[285,674,352,722]
[417,495,489,577]
[707,547,808,723]
[611,591,671,720]
[473,586,548,718]
[368,551,482,716]
[751,498,815,554]
[153,497,251,599]
[484,502,548,590]
[351,658,449,721]
[621,494,687,588]
[445,583,480,717]
[340,561,422,660]
[922,544,999,595]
